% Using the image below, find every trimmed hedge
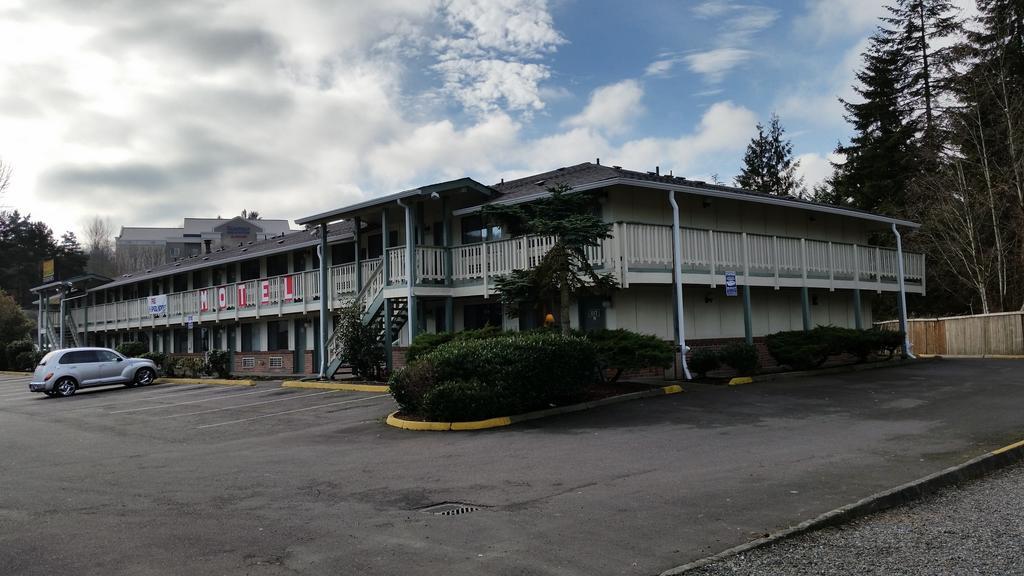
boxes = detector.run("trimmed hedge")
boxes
[766,327,905,370]
[688,348,721,378]
[405,325,504,363]
[586,329,675,383]
[719,342,759,375]
[206,350,231,378]
[389,331,596,421]
[116,341,149,358]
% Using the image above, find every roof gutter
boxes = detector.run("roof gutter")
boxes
[454,176,921,228]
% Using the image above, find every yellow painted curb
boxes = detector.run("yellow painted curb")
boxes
[387,384,684,431]
[154,377,255,387]
[728,377,754,386]
[282,380,389,393]
[0,370,30,376]
[992,439,1024,455]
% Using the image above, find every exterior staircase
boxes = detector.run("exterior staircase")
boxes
[324,263,408,380]
[42,311,81,350]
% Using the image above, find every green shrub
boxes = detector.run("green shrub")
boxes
[878,330,905,358]
[765,330,831,370]
[719,342,759,375]
[420,379,505,422]
[140,352,166,367]
[173,356,207,378]
[586,329,675,383]
[116,341,149,358]
[406,332,454,363]
[335,301,385,380]
[390,331,596,420]
[388,359,436,412]
[5,339,35,364]
[13,350,43,371]
[688,348,721,378]
[206,350,231,378]
[405,326,505,363]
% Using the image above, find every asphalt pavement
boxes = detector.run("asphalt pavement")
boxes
[0,359,1022,576]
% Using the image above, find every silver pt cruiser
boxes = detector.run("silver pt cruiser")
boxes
[29,347,159,398]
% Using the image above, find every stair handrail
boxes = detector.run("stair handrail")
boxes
[64,313,81,347]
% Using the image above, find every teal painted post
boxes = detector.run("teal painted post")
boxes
[852,288,863,330]
[444,296,454,333]
[354,217,362,292]
[742,285,753,345]
[383,297,393,372]
[442,197,452,287]
[801,286,811,331]
[318,222,329,378]
[381,209,390,286]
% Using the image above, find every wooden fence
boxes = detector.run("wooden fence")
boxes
[877,311,1024,356]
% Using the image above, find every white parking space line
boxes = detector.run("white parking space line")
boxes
[108,388,275,414]
[196,394,390,429]
[57,385,241,411]
[157,390,336,419]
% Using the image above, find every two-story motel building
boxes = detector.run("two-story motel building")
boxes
[39,162,924,378]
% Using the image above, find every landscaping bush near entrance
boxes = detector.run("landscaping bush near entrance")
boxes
[404,325,504,363]
[719,342,759,375]
[766,327,906,370]
[586,329,675,383]
[206,350,231,379]
[688,348,721,378]
[115,341,149,359]
[389,331,596,421]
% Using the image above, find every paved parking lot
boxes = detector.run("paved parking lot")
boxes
[1,359,1023,576]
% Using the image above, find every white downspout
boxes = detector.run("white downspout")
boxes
[891,222,915,359]
[669,191,692,380]
[396,198,415,344]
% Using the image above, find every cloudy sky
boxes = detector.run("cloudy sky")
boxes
[0,0,977,237]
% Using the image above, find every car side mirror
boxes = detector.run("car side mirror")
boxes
[116,357,123,362]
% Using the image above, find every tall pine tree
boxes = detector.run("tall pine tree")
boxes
[735,114,805,196]
[880,0,964,149]
[830,35,919,215]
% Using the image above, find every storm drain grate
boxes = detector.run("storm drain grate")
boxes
[419,502,483,516]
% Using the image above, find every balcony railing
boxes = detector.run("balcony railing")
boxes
[73,223,923,331]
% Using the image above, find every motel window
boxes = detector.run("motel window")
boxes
[240,259,260,281]
[266,321,289,351]
[266,254,288,277]
[463,303,503,331]
[367,234,382,259]
[240,324,254,352]
[460,215,502,245]
[332,242,355,265]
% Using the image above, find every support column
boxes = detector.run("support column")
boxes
[354,216,362,293]
[318,222,329,379]
[852,288,863,330]
[383,298,393,372]
[801,286,811,331]
[398,198,417,342]
[381,209,390,286]
[442,197,452,287]
[58,287,66,349]
[444,296,454,333]
[742,285,753,345]
[37,293,43,350]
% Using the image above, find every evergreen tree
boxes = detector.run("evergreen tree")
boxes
[482,184,616,335]
[831,37,919,215]
[735,114,805,196]
[880,0,964,147]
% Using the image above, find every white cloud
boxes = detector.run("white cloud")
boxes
[563,79,644,136]
[649,3,777,84]
[432,0,565,115]
[794,152,840,189]
[685,48,753,82]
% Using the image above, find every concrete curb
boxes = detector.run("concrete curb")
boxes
[154,377,255,387]
[732,357,937,386]
[659,437,1024,575]
[282,380,389,393]
[386,384,683,431]
[0,370,30,376]
[917,353,1024,360]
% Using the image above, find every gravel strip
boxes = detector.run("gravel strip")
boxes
[690,461,1024,576]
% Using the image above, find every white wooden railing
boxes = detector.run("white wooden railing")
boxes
[74,223,924,331]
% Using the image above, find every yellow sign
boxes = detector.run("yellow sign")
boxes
[42,259,55,282]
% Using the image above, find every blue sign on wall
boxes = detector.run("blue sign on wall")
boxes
[725,271,737,297]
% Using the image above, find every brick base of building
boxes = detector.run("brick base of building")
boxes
[233,351,314,375]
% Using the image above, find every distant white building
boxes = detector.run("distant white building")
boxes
[116,217,294,266]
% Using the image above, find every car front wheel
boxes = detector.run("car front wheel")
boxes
[54,378,77,397]
[133,368,155,387]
